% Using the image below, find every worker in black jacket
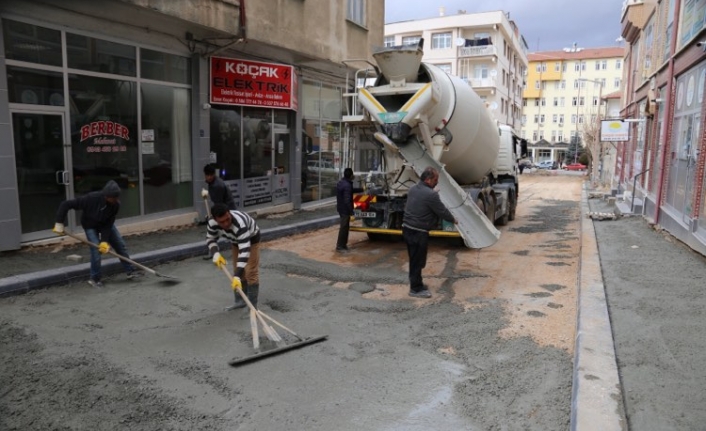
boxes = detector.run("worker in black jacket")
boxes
[335,168,363,252]
[402,167,456,299]
[53,180,143,288]
[202,163,236,211]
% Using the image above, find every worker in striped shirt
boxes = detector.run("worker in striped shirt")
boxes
[207,203,261,311]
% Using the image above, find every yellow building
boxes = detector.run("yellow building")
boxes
[522,46,624,164]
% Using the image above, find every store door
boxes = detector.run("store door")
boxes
[12,112,71,237]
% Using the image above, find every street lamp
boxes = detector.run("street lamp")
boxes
[578,78,605,181]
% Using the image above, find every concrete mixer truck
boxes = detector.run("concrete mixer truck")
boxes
[345,41,525,248]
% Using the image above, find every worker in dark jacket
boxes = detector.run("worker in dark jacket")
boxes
[202,163,236,211]
[402,167,456,298]
[335,168,363,252]
[53,180,142,288]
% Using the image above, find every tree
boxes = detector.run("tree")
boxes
[567,135,584,164]
[579,116,603,188]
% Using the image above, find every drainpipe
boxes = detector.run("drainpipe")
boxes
[239,0,247,39]
[653,0,681,224]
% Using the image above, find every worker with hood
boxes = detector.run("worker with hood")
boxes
[53,180,143,288]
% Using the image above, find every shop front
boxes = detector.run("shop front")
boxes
[0,15,194,251]
[207,56,297,209]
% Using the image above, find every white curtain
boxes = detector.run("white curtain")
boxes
[171,88,192,182]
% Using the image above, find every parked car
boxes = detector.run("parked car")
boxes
[535,160,557,170]
[563,163,587,171]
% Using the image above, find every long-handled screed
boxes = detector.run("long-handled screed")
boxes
[64,231,180,282]
[218,265,327,366]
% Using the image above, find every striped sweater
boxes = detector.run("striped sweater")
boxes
[206,210,260,278]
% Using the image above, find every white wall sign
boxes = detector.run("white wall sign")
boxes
[600,120,629,142]
[141,129,155,142]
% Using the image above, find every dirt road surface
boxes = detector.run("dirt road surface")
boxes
[1,173,583,430]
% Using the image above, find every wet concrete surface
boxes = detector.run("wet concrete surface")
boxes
[3,172,703,430]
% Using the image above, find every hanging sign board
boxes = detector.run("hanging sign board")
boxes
[210,57,297,110]
[600,120,630,142]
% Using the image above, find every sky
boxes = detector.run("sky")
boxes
[385,0,625,52]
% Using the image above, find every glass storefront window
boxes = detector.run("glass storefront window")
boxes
[67,33,136,76]
[3,19,62,66]
[141,48,191,84]
[7,66,64,106]
[68,74,139,218]
[301,81,343,203]
[210,106,243,181]
[141,84,192,214]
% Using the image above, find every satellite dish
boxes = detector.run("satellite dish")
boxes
[490,102,498,110]
[490,69,498,77]
[455,38,466,47]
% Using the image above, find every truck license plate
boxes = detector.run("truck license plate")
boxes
[354,211,376,218]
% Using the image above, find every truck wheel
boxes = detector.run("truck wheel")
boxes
[475,197,486,216]
[496,204,509,226]
[367,233,384,241]
[508,190,517,221]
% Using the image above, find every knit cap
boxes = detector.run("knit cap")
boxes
[102,180,121,198]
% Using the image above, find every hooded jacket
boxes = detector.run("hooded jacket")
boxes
[56,180,121,240]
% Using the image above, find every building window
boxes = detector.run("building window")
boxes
[534,98,540,107]
[522,99,527,107]
[616,59,622,69]
[602,60,608,70]
[552,114,558,123]
[384,36,395,47]
[474,64,489,79]
[347,0,366,27]
[3,19,62,66]
[553,97,558,106]
[532,131,538,141]
[555,62,561,72]
[579,96,585,106]
[540,114,545,124]
[541,98,546,106]
[521,115,527,124]
[401,36,421,46]
[431,32,452,49]
[614,78,621,88]
[560,80,566,89]
[534,114,539,123]
[571,114,577,124]
[436,63,452,74]
[535,80,540,89]
[595,61,601,71]
[559,114,564,123]
[579,115,584,124]
[572,97,578,106]
[67,33,136,77]
[574,61,581,71]
[141,48,191,84]
[560,97,565,107]
[558,131,564,141]
[551,130,557,141]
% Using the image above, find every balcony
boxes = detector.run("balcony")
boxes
[458,45,497,58]
[464,77,497,88]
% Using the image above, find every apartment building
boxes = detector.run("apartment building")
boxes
[522,47,624,164]
[617,0,706,256]
[384,8,529,130]
[0,0,384,251]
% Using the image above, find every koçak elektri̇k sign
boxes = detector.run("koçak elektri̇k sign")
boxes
[210,57,298,110]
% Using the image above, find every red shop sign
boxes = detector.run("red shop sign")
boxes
[210,57,297,110]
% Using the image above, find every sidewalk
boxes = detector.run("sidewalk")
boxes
[585,194,706,430]
[0,204,338,296]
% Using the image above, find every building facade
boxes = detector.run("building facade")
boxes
[0,0,383,251]
[522,47,624,165]
[384,8,529,131]
[618,0,706,255]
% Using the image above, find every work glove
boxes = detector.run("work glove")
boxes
[52,223,65,235]
[98,242,110,254]
[231,276,242,291]
[212,252,227,269]
[201,188,209,199]
[349,215,355,222]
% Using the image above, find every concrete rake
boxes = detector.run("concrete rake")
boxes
[219,266,327,366]
[64,231,180,283]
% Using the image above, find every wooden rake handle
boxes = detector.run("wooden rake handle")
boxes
[219,265,282,344]
[64,231,158,276]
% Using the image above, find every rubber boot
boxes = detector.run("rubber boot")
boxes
[247,283,259,309]
[225,284,247,311]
